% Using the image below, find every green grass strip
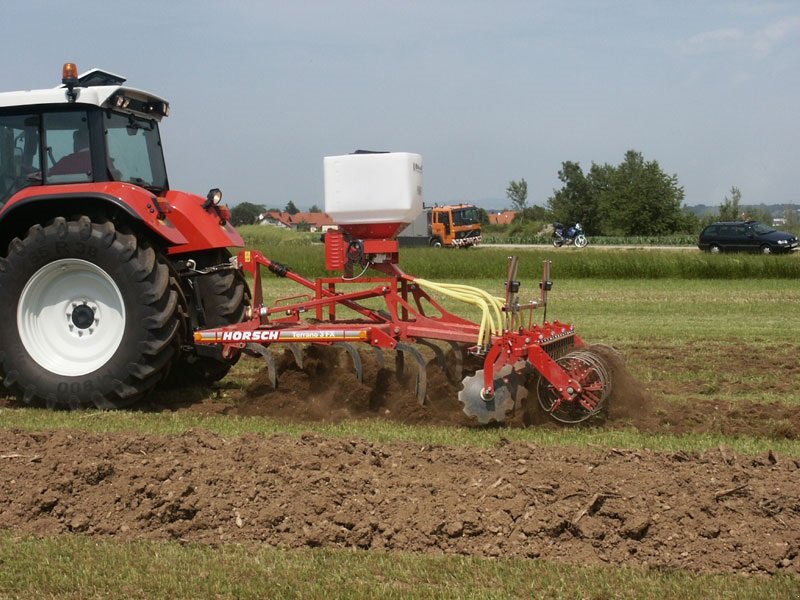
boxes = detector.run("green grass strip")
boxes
[1,532,798,600]
[1,407,798,457]
[237,225,800,279]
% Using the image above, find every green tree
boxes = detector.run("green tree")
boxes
[285,201,300,215]
[548,150,686,236]
[719,186,742,221]
[506,179,528,214]
[230,201,266,226]
[309,204,322,213]
[547,161,605,235]
[598,150,685,236]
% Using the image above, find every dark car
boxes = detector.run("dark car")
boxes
[698,220,799,254]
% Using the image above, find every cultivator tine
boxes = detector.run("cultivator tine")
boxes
[371,346,386,369]
[246,343,277,389]
[395,342,428,404]
[417,339,446,372]
[286,343,304,369]
[333,342,363,382]
[445,341,464,383]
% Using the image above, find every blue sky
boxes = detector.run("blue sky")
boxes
[5,1,799,209]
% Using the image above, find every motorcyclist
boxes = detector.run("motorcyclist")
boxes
[552,222,587,247]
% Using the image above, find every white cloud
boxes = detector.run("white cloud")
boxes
[682,28,745,55]
[752,15,800,58]
[683,15,800,60]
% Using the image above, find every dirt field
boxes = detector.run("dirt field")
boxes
[1,345,799,576]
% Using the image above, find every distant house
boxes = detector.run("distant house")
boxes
[292,212,338,232]
[257,210,337,233]
[489,210,518,225]
[257,211,294,228]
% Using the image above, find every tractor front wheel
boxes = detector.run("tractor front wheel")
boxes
[0,216,180,409]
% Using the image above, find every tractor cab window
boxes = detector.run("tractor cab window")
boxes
[0,114,42,206]
[44,111,92,184]
[104,111,167,193]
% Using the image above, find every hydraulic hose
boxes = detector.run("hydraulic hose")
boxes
[413,278,505,346]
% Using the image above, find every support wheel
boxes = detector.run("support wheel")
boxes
[0,216,180,409]
[536,350,611,423]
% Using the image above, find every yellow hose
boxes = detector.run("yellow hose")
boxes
[413,278,506,346]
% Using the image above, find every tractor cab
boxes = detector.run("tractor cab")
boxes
[0,63,170,207]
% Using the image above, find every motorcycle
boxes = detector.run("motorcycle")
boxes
[552,222,588,248]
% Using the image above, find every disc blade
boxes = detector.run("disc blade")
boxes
[458,366,524,424]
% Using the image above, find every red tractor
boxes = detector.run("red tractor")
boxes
[0,64,249,409]
[1,66,615,425]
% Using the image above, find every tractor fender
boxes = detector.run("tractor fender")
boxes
[163,189,244,256]
[0,182,188,246]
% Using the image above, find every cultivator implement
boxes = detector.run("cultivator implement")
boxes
[193,151,613,424]
[194,248,612,424]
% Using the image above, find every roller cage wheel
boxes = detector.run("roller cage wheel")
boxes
[536,350,611,424]
[0,216,180,409]
[182,249,251,383]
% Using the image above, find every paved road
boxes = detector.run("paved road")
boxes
[487,244,699,251]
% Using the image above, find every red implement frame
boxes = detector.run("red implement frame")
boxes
[194,249,587,405]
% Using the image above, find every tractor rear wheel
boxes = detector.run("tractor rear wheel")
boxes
[0,216,180,409]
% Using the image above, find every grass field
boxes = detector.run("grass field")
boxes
[2,533,798,600]
[1,233,799,599]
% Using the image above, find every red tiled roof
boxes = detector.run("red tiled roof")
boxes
[292,212,335,227]
[258,211,335,228]
[488,211,518,225]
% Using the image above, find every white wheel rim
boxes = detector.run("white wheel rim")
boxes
[17,259,126,377]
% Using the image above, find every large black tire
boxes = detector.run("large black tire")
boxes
[180,249,250,383]
[0,216,180,409]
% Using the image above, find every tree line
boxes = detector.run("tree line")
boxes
[506,149,691,236]
[230,148,782,234]
[230,200,322,227]
[503,149,780,236]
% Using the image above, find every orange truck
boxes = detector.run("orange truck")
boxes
[398,203,482,247]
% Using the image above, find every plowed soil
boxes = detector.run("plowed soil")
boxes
[1,344,799,576]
